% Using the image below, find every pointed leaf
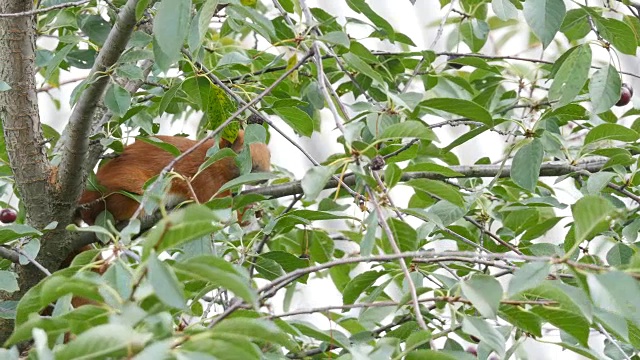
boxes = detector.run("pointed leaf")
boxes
[508,262,551,296]
[548,44,592,108]
[461,275,503,319]
[524,0,566,48]
[421,98,492,125]
[511,139,543,191]
[572,195,615,243]
[589,64,622,114]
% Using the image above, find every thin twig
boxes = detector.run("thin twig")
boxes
[247,194,301,277]
[0,0,89,18]
[267,297,557,319]
[366,185,428,330]
[13,248,51,276]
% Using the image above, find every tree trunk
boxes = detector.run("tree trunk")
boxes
[0,0,63,345]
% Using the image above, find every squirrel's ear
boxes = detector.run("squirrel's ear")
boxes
[219,130,245,153]
[249,142,271,173]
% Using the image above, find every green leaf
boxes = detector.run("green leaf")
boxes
[142,204,223,259]
[378,121,437,141]
[384,163,402,188]
[572,195,615,244]
[158,82,181,115]
[308,230,334,264]
[198,147,236,174]
[589,64,622,114]
[260,251,310,284]
[188,0,220,52]
[492,0,519,21]
[361,212,378,257]
[319,31,350,48]
[283,209,354,221]
[8,316,69,346]
[345,0,396,42]
[406,350,463,360]
[343,270,386,305]
[421,98,492,125]
[343,52,385,85]
[507,262,551,296]
[272,107,314,137]
[268,210,356,234]
[253,256,284,280]
[293,322,351,349]
[0,224,41,244]
[153,0,191,71]
[216,172,277,195]
[530,306,590,346]
[403,163,464,177]
[585,171,616,194]
[511,138,543,191]
[218,51,252,67]
[460,274,502,319]
[173,255,257,306]
[55,324,152,360]
[301,165,338,200]
[0,270,18,293]
[44,44,74,82]
[584,123,639,145]
[523,0,566,48]
[461,316,505,357]
[206,85,237,135]
[210,317,293,348]
[147,256,185,309]
[104,84,131,117]
[606,243,633,266]
[406,178,465,208]
[115,64,144,80]
[521,217,564,241]
[588,271,640,327]
[548,44,592,108]
[525,282,593,320]
[135,136,181,156]
[386,217,418,252]
[460,19,489,52]
[499,306,543,337]
[594,17,637,55]
[561,8,590,41]
[228,5,275,41]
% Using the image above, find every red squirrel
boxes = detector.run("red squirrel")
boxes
[78,130,270,225]
[55,131,270,319]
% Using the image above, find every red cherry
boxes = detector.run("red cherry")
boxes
[616,83,633,106]
[0,209,17,223]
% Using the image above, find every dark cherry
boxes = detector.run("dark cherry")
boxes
[616,83,633,106]
[0,209,17,223]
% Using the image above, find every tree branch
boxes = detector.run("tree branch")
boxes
[243,158,609,199]
[0,0,89,18]
[267,297,557,319]
[0,246,19,263]
[56,0,141,209]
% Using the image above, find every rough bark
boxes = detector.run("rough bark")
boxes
[0,1,50,227]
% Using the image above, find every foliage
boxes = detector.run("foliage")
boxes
[1,0,640,359]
